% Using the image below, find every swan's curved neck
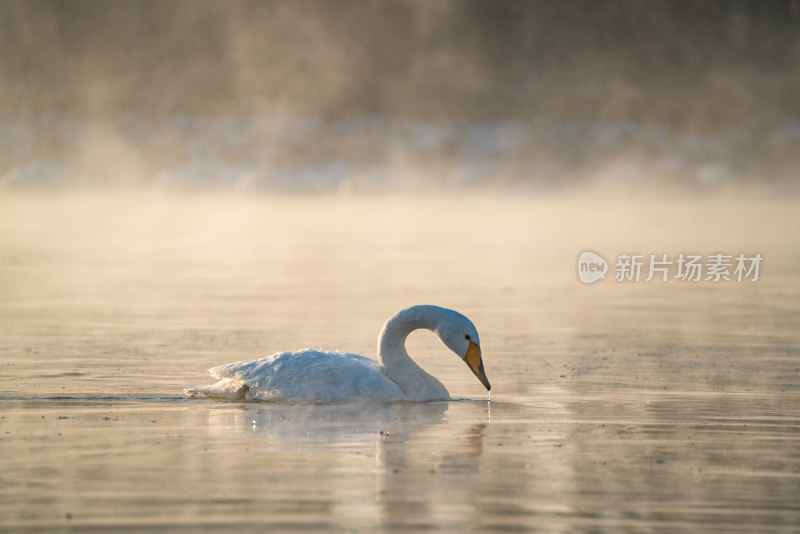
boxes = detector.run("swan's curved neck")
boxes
[377,305,447,398]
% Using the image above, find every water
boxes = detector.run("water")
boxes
[1,193,799,532]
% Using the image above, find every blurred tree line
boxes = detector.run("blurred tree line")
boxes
[1,0,799,129]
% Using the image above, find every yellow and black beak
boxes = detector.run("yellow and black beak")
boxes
[464,341,491,391]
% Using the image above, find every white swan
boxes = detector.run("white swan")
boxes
[184,305,490,403]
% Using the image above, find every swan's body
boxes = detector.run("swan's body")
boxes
[185,305,490,403]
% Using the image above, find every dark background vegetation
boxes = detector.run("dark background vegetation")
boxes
[1,0,799,191]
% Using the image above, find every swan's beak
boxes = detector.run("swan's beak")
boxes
[465,341,491,391]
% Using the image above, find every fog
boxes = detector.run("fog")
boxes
[2,0,799,193]
[3,4,800,530]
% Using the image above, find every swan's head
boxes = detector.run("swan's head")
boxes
[435,311,491,392]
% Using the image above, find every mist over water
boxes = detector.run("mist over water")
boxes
[2,0,799,193]
[2,5,800,530]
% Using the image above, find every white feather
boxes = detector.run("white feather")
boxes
[184,305,483,403]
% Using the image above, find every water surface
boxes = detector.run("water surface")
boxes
[1,193,798,532]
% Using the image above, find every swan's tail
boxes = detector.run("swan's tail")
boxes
[184,378,250,400]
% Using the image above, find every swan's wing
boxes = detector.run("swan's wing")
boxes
[207,349,377,382]
[205,349,404,403]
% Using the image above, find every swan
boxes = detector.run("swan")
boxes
[184,305,490,403]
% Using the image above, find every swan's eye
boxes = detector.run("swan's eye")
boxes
[465,335,471,341]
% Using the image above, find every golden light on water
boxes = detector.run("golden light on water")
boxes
[1,1,799,531]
